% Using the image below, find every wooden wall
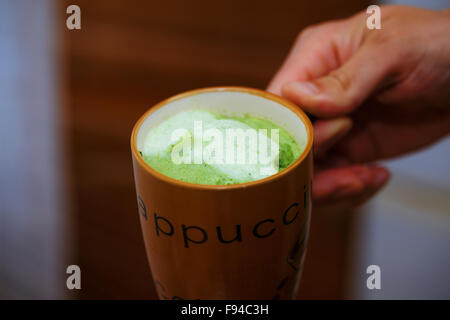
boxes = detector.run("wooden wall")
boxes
[65,0,368,299]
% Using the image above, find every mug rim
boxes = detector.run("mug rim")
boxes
[130,86,313,190]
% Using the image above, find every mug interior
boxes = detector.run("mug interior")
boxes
[136,89,308,154]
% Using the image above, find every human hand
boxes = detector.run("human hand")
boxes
[268,6,450,211]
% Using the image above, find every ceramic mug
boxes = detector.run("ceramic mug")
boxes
[131,87,313,299]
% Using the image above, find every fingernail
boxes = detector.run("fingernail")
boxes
[288,81,319,96]
[326,118,352,137]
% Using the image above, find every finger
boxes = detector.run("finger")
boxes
[313,165,390,202]
[281,45,396,118]
[313,185,384,213]
[267,22,345,95]
[313,117,353,158]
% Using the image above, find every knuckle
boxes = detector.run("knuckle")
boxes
[327,69,359,108]
[297,26,315,41]
[369,29,396,45]
[298,21,336,41]
[328,69,353,92]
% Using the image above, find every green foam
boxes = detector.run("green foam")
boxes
[141,110,303,185]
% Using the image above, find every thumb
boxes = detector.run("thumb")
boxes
[282,46,395,118]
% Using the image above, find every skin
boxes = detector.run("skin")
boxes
[267,6,450,212]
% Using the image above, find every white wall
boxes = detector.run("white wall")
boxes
[347,0,450,300]
[0,0,72,299]
[348,137,450,299]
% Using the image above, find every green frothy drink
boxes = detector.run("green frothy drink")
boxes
[140,110,303,185]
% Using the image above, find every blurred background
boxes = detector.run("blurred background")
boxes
[0,0,449,299]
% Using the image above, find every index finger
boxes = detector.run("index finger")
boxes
[267,21,345,95]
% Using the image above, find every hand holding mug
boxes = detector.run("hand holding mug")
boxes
[268,5,450,212]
